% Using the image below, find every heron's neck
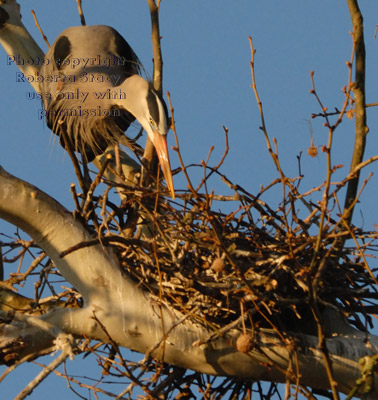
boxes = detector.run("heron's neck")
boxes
[114,75,149,116]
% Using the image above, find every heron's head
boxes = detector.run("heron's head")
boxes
[119,75,174,198]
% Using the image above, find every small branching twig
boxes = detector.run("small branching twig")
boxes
[167,91,197,197]
[248,37,285,179]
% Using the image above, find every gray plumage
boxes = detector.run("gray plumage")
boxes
[41,26,166,161]
[40,25,174,197]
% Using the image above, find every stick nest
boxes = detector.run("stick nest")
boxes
[93,165,378,337]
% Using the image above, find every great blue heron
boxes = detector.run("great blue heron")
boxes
[40,25,174,198]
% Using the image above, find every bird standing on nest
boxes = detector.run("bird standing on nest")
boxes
[40,25,174,198]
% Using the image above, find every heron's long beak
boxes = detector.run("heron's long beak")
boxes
[151,131,175,199]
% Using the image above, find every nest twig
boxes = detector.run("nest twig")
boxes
[53,154,378,340]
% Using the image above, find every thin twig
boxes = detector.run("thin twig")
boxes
[167,91,197,196]
[15,351,70,400]
[76,0,86,26]
[31,10,50,48]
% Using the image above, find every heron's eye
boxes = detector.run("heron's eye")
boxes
[149,117,155,127]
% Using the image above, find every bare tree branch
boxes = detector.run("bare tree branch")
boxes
[0,0,44,91]
[344,0,368,224]
[142,0,164,185]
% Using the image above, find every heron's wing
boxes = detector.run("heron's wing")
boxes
[39,26,142,161]
[107,26,142,77]
[42,25,141,85]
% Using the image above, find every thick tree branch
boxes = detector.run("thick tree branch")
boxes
[0,0,44,91]
[344,0,368,224]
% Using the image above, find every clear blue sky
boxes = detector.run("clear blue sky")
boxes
[0,1,378,398]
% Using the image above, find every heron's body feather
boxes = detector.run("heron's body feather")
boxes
[41,25,141,160]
